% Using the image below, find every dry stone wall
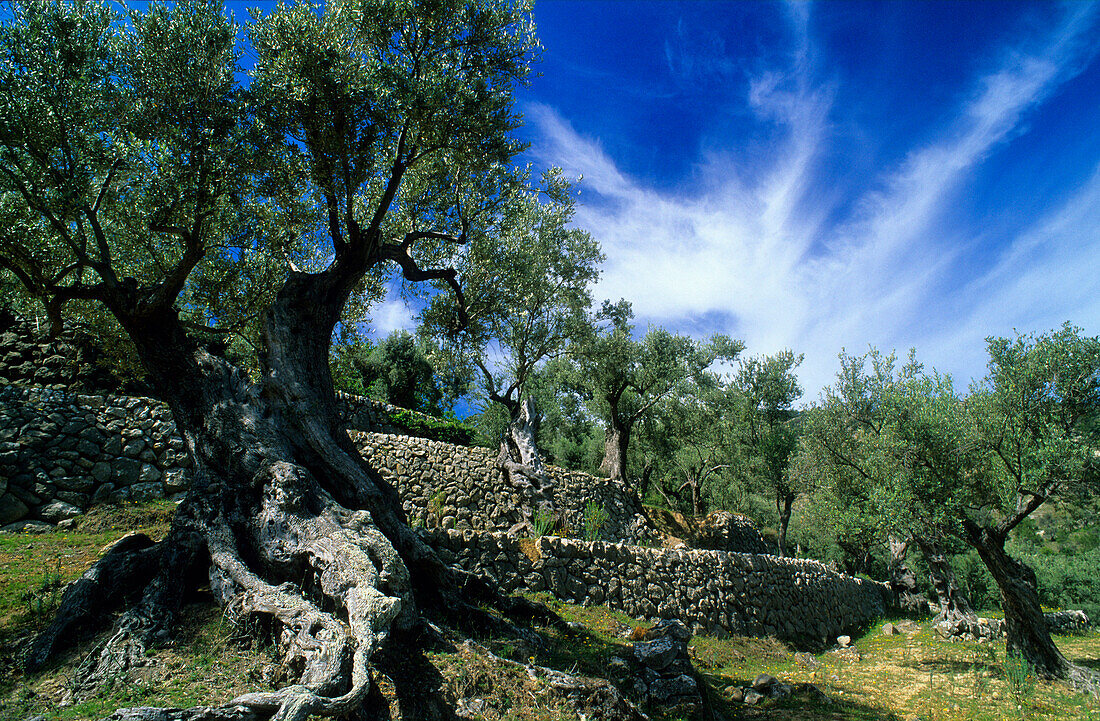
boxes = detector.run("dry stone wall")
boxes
[0,385,189,527]
[0,386,665,545]
[0,383,887,646]
[0,312,127,394]
[355,431,656,544]
[425,528,891,648]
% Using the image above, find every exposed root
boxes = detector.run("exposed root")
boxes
[104,707,265,721]
[62,501,209,697]
[1065,663,1100,696]
[458,639,648,721]
[107,461,412,721]
[25,532,160,671]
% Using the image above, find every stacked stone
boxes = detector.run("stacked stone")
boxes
[356,431,658,544]
[0,312,121,393]
[423,528,891,648]
[627,620,701,708]
[693,510,771,554]
[937,610,1091,641]
[0,384,661,543]
[336,392,413,436]
[0,386,189,528]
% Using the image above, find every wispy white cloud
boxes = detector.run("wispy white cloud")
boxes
[362,288,416,339]
[524,2,1100,398]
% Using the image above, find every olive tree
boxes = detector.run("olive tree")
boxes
[572,300,743,490]
[734,350,803,557]
[800,328,1100,690]
[0,1,557,718]
[419,168,601,485]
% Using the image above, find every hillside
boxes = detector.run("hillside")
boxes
[2,501,1099,721]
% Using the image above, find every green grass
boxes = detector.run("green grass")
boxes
[0,500,175,641]
[3,501,1099,721]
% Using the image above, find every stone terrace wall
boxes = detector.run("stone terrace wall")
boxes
[0,385,189,525]
[356,432,655,543]
[0,383,888,646]
[425,528,890,647]
[337,392,429,437]
[0,312,126,394]
[0,385,767,555]
[0,386,666,546]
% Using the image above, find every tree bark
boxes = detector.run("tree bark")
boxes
[496,396,557,535]
[505,396,545,475]
[912,535,977,625]
[966,523,1098,691]
[886,536,926,614]
[599,423,630,485]
[776,492,794,558]
[31,276,526,719]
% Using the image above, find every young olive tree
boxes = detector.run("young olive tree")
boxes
[573,299,743,491]
[800,351,984,621]
[644,377,744,517]
[420,168,601,484]
[734,350,804,557]
[0,1,554,718]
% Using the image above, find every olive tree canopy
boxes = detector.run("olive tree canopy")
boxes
[0,2,576,719]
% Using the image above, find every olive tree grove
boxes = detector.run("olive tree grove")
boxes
[799,328,1100,691]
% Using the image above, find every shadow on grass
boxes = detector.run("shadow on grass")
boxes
[699,669,905,721]
[523,599,905,721]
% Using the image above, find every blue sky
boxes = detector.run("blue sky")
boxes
[473,0,1100,399]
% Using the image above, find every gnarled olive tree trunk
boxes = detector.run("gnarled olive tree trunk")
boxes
[965,522,1098,692]
[495,396,557,535]
[27,273,512,721]
[912,535,977,626]
[599,423,630,484]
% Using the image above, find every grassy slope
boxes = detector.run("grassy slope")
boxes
[2,502,1098,721]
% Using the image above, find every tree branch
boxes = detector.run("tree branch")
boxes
[998,488,1049,536]
[381,241,469,328]
[366,124,409,234]
[91,158,123,214]
[144,234,204,316]
[400,230,466,251]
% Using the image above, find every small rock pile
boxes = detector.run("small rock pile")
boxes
[936,610,1091,641]
[725,673,828,706]
[626,620,702,710]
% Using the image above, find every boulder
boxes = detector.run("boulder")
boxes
[693,510,770,554]
[633,635,679,671]
[1,519,54,533]
[129,482,164,503]
[38,500,81,523]
[752,673,778,691]
[647,675,697,703]
[0,491,29,525]
[627,619,701,709]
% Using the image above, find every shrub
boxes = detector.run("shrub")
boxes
[583,501,609,542]
[532,509,556,538]
[385,407,482,446]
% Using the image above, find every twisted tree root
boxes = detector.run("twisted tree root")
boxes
[25,532,160,672]
[457,639,648,721]
[104,462,410,721]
